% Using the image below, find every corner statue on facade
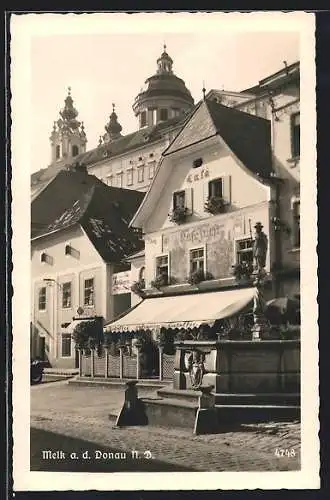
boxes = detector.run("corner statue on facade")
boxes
[252,222,268,276]
[251,222,269,340]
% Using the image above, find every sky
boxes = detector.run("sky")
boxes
[26,14,300,173]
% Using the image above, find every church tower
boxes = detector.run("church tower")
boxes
[132,45,194,129]
[50,87,87,163]
[102,103,123,144]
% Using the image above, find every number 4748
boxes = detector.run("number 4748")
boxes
[275,448,296,458]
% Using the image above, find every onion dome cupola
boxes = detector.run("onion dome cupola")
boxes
[49,87,87,164]
[132,45,194,129]
[103,103,123,144]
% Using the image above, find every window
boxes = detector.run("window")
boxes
[106,175,113,186]
[208,178,223,198]
[56,145,60,159]
[40,252,47,263]
[148,163,155,179]
[138,166,144,183]
[116,172,123,188]
[155,255,169,280]
[127,169,133,186]
[72,145,79,157]
[236,238,254,265]
[61,334,72,357]
[160,108,168,121]
[190,248,205,273]
[291,112,300,158]
[173,190,186,209]
[38,287,46,311]
[62,282,72,309]
[139,266,145,282]
[140,111,147,127]
[292,200,300,248]
[84,278,94,306]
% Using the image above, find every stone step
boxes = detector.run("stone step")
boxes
[44,368,79,375]
[157,388,300,406]
[68,376,172,392]
[214,393,300,406]
[215,404,300,423]
[157,387,201,403]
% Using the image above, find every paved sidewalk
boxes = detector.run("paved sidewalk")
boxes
[31,381,301,472]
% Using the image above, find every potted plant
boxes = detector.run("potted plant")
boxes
[151,273,168,289]
[188,269,214,285]
[204,196,226,215]
[130,279,146,297]
[168,206,189,224]
[232,262,254,281]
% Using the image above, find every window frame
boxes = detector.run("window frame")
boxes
[126,168,134,186]
[208,177,223,198]
[62,281,72,309]
[292,198,300,249]
[188,245,206,275]
[61,333,72,358]
[116,171,123,188]
[148,162,155,179]
[38,286,47,311]
[234,237,254,266]
[173,190,186,210]
[155,253,170,281]
[140,111,147,127]
[159,108,168,122]
[290,112,300,159]
[137,166,144,183]
[84,278,95,307]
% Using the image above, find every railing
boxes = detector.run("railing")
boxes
[79,346,175,381]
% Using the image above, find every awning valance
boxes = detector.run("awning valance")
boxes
[105,287,256,334]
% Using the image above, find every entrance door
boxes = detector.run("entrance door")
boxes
[75,349,79,369]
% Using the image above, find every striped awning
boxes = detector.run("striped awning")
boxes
[105,287,256,334]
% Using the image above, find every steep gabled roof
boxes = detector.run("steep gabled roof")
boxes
[164,98,272,178]
[131,99,273,229]
[205,99,272,178]
[31,169,145,262]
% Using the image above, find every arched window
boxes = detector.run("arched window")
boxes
[140,111,147,127]
[55,145,60,159]
[139,266,145,282]
[160,108,168,121]
[72,145,79,157]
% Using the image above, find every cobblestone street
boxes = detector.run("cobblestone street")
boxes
[31,380,301,472]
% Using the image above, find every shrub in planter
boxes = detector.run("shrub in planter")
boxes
[130,279,145,297]
[72,319,103,351]
[232,262,254,281]
[204,196,226,215]
[188,269,214,285]
[168,207,189,224]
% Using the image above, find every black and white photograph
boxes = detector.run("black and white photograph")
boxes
[11,11,318,491]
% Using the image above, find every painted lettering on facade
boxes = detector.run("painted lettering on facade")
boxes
[186,168,209,184]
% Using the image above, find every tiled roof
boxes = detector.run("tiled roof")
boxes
[205,99,273,178]
[31,169,145,262]
[164,99,273,179]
